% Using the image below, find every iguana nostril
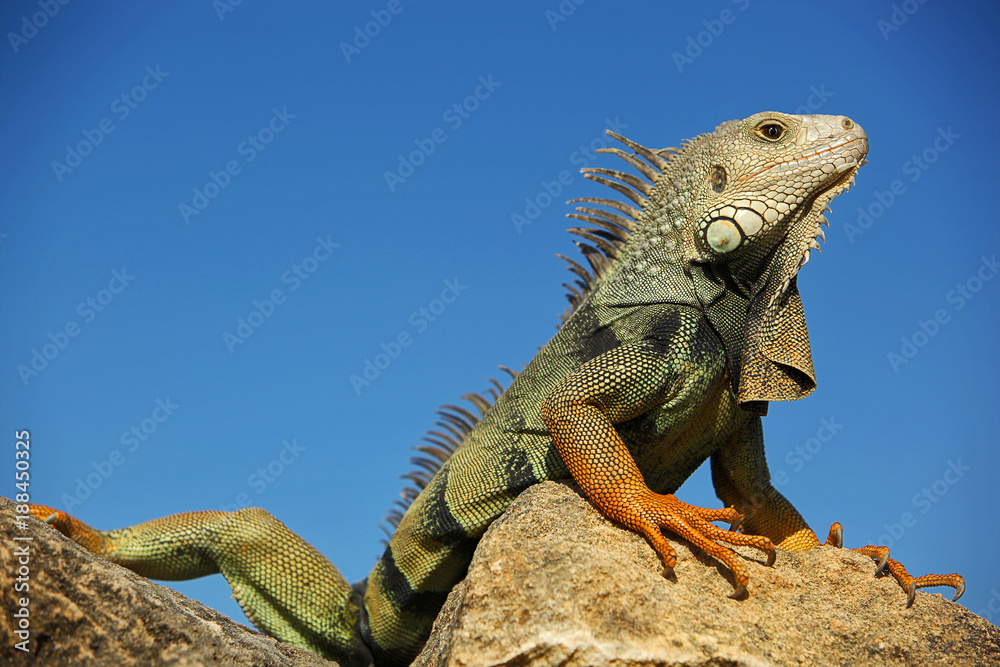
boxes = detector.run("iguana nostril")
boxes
[841,118,854,130]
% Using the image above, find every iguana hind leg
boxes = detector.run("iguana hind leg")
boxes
[29,504,372,666]
[708,423,967,608]
[824,522,966,606]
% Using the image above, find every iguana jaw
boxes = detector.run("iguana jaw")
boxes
[779,132,869,289]
[704,115,869,307]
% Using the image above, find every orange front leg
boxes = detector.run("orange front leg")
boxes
[541,341,774,599]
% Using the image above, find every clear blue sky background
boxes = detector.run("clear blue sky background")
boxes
[3,0,998,628]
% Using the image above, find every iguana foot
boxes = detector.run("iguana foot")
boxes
[619,491,775,599]
[825,522,965,606]
[28,504,111,557]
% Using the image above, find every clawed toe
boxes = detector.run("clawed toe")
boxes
[728,585,748,600]
[626,493,773,598]
[826,522,965,606]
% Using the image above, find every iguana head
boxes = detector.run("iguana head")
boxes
[669,112,867,286]
[565,112,868,412]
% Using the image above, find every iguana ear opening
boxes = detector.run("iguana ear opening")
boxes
[736,273,816,416]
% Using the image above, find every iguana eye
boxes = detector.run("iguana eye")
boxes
[756,122,786,141]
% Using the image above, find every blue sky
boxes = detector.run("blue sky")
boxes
[3,0,999,627]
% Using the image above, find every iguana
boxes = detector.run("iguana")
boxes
[29,112,964,667]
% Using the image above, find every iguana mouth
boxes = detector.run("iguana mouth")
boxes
[741,135,868,184]
[798,134,870,234]
[810,158,862,214]
[765,137,869,310]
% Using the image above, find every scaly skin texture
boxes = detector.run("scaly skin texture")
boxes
[29,112,965,667]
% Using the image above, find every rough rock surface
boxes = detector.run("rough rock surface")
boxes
[415,481,999,667]
[0,497,336,666]
[3,485,998,666]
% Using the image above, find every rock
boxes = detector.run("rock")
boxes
[0,497,337,667]
[3,485,997,667]
[415,481,1000,667]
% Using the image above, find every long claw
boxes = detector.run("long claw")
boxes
[906,581,917,608]
[907,572,967,603]
[618,493,769,600]
[824,522,843,547]
[874,550,889,577]
[953,579,966,602]
[728,585,748,600]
